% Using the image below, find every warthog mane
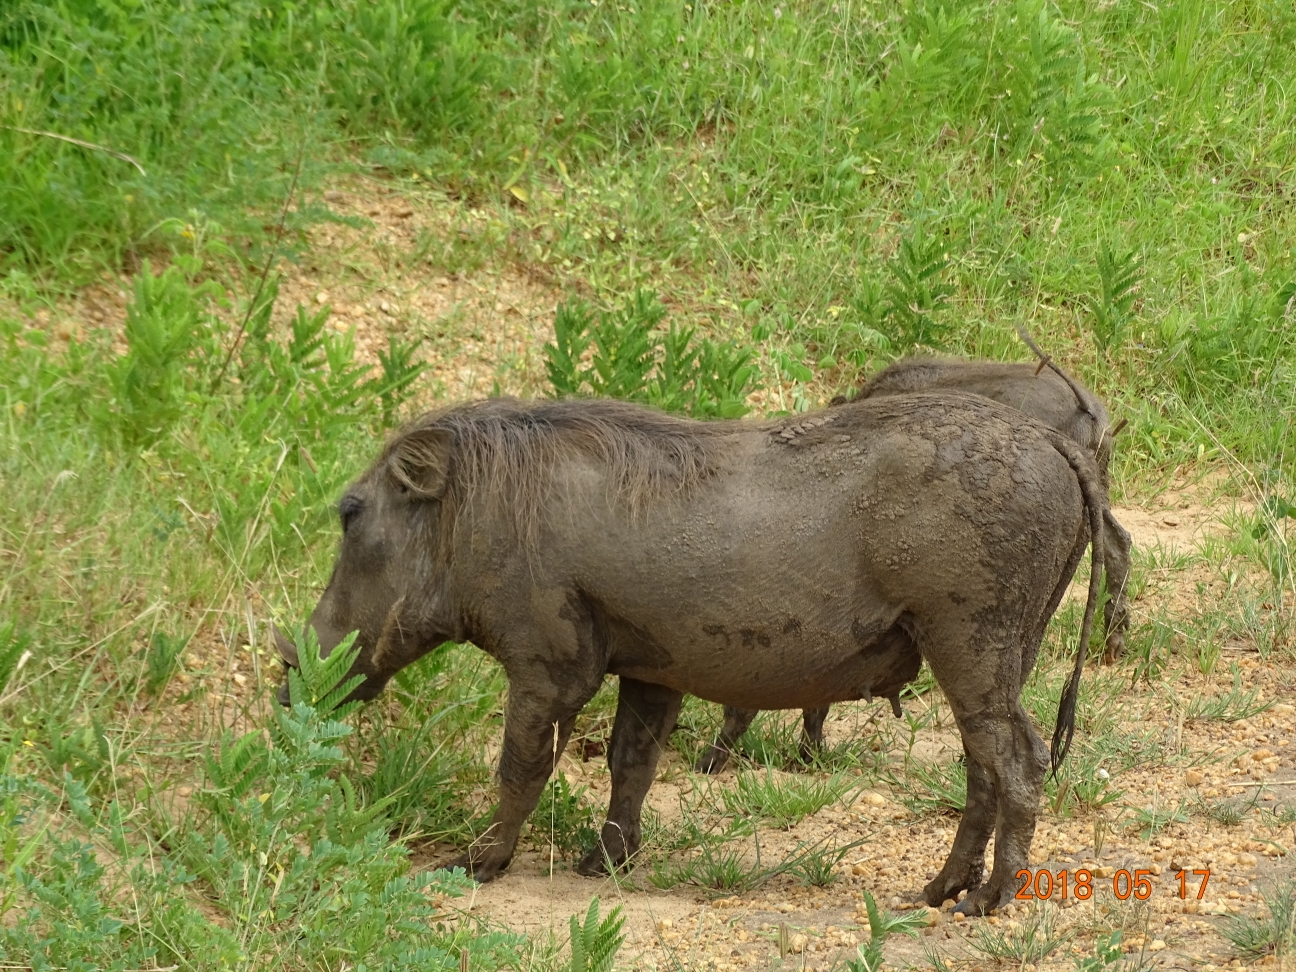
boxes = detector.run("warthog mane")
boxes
[384,397,731,541]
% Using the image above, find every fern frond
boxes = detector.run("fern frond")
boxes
[567,896,625,972]
[206,729,270,798]
[285,627,365,720]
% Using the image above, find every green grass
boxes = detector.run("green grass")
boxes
[1222,881,1296,961]
[3,0,1296,966]
[968,906,1073,966]
[718,767,860,830]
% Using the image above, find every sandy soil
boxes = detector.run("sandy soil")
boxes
[449,661,1295,972]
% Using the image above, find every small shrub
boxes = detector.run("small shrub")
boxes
[988,0,1113,173]
[545,290,758,418]
[1075,931,1126,972]
[528,775,599,859]
[142,630,188,695]
[566,897,625,972]
[175,624,522,969]
[882,222,955,349]
[844,891,929,972]
[100,262,224,446]
[1087,244,1142,354]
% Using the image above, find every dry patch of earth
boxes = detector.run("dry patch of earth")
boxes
[452,653,1295,972]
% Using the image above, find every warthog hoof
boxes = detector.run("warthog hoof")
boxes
[923,861,985,909]
[1101,631,1126,664]
[952,882,1012,917]
[448,849,511,883]
[693,745,731,775]
[575,822,638,875]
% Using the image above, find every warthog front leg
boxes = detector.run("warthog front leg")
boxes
[1101,510,1133,662]
[578,677,682,875]
[453,665,601,882]
[694,705,757,774]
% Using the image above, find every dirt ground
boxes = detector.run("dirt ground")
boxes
[459,670,1295,972]
[31,181,1295,971]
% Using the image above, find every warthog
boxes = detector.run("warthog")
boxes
[695,345,1131,775]
[276,392,1104,915]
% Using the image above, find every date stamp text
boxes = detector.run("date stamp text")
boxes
[1015,868,1211,901]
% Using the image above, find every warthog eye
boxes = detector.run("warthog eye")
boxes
[338,495,363,533]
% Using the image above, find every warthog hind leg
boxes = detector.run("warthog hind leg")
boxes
[694,705,757,774]
[798,706,829,765]
[945,703,1049,916]
[922,752,995,906]
[578,677,682,875]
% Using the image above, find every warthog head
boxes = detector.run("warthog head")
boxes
[274,426,462,706]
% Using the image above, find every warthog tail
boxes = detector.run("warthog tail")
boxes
[1047,433,1106,774]
[1016,326,1103,426]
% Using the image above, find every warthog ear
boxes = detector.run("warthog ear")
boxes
[388,426,453,499]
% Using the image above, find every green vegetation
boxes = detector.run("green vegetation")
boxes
[1075,931,1128,972]
[647,829,867,895]
[969,906,1073,966]
[717,767,860,829]
[844,891,929,972]
[564,898,625,972]
[1223,881,1296,961]
[3,0,1296,967]
[545,289,758,417]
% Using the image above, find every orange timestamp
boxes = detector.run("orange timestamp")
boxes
[1015,868,1211,901]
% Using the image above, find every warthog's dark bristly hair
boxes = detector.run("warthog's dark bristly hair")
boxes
[384,397,730,541]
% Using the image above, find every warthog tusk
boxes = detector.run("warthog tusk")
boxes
[369,598,407,671]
